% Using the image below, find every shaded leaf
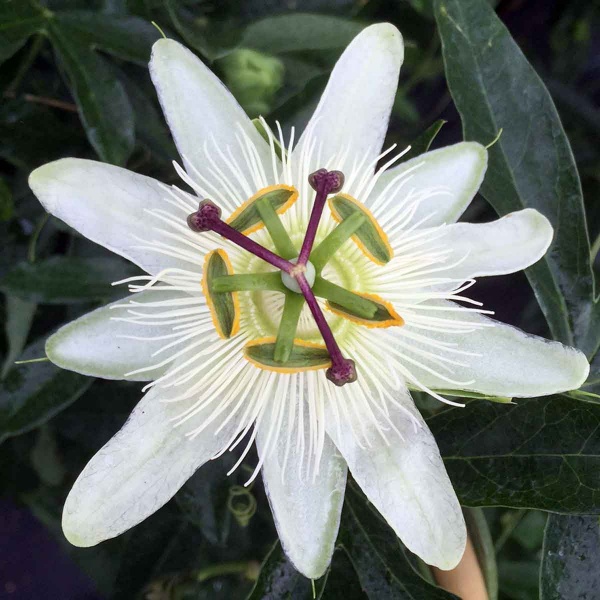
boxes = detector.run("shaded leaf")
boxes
[0,338,92,444]
[0,178,14,221]
[48,21,135,165]
[540,514,600,600]
[247,541,325,600]
[56,10,160,65]
[1,294,36,379]
[0,1,45,64]
[339,485,458,599]
[429,396,600,513]
[434,0,598,356]
[401,119,446,162]
[0,256,138,304]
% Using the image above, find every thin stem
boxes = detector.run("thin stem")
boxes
[5,34,45,97]
[297,274,342,360]
[310,212,366,271]
[196,561,258,583]
[590,231,600,265]
[274,294,305,362]
[256,198,297,259]
[28,213,50,263]
[312,277,377,318]
[211,219,294,273]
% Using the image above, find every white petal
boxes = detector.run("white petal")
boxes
[396,301,590,397]
[46,289,200,381]
[370,142,487,226]
[62,383,242,547]
[149,39,274,201]
[325,391,466,570]
[29,159,197,275]
[425,209,553,282]
[294,24,403,174]
[257,391,347,579]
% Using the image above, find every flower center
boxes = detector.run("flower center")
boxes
[187,168,400,386]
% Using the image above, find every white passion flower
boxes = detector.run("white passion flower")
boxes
[29,24,589,578]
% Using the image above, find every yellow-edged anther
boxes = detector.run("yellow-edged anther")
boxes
[244,337,332,373]
[326,292,404,329]
[328,193,393,265]
[226,184,298,235]
[202,249,241,339]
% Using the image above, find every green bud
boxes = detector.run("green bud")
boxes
[219,49,284,117]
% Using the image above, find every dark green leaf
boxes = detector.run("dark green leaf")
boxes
[339,485,458,599]
[56,10,160,65]
[429,396,600,512]
[0,256,139,304]
[1,294,36,379]
[48,21,135,165]
[318,550,367,599]
[241,14,363,54]
[540,514,600,599]
[0,338,92,444]
[0,178,14,221]
[247,541,325,600]
[0,1,45,64]
[435,0,598,356]
[401,120,446,162]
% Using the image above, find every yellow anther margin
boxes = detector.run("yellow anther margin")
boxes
[243,337,332,373]
[226,184,298,235]
[201,249,241,339]
[328,193,393,265]
[326,292,404,329]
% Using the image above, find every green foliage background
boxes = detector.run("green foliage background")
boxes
[1,0,599,598]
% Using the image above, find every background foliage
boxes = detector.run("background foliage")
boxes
[1,0,599,598]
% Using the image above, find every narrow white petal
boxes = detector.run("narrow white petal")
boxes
[370,142,487,226]
[396,300,590,397]
[62,383,242,547]
[46,289,203,381]
[29,159,197,275]
[325,390,466,570]
[149,39,274,202]
[294,24,404,174]
[257,389,347,579]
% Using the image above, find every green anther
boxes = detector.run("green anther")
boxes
[212,272,286,293]
[256,198,297,259]
[309,212,366,272]
[312,277,377,319]
[274,294,305,362]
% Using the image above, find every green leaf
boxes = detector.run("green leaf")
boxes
[339,485,458,599]
[247,541,325,599]
[0,1,45,64]
[1,294,36,379]
[401,119,446,162]
[240,14,363,54]
[0,338,92,444]
[48,21,135,165]
[434,0,598,356]
[0,256,138,304]
[55,11,160,65]
[540,514,600,599]
[429,396,600,513]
